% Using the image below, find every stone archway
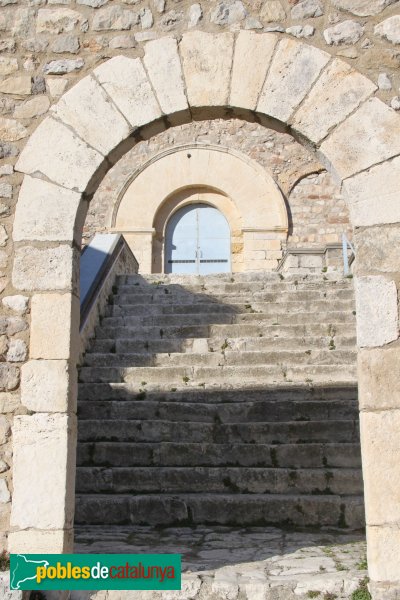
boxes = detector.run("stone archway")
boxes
[9,31,400,598]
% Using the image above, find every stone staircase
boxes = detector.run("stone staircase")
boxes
[75,272,364,531]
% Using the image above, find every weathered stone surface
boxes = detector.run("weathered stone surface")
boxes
[13,95,50,119]
[22,360,77,413]
[36,8,85,33]
[258,38,330,122]
[188,3,202,27]
[51,34,80,54]
[354,225,400,273]
[0,393,19,414]
[31,76,46,95]
[244,16,263,29]
[46,77,69,97]
[0,317,27,336]
[160,9,183,31]
[144,37,187,115]
[30,293,79,360]
[321,98,400,180]
[52,75,130,156]
[286,25,315,38]
[332,0,399,16]
[0,183,12,198]
[390,95,400,110]
[374,15,400,45]
[0,75,31,96]
[153,0,165,13]
[0,57,18,76]
[368,525,400,582]
[6,339,27,363]
[43,58,84,74]
[12,245,76,292]
[0,416,10,444]
[355,276,399,347]
[292,60,376,143]
[378,72,392,90]
[2,296,29,314]
[77,0,108,6]
[8,528,74,554]
[0,479,10,503]
[0,143,17,159]
[210,1,247,25]
[361,411,400,526]
[291,0,323,19]
[0,165,13,176]
[0,117,27,142]
[359,347,400,411]
[324,20,364,45]
[0,225,7,247]
[11,413,77,529]
[180,32,234,107]
[260,0,286,22]
[109,34,136,48]
[140,7,153,29]
[12,8,36,37]
[22,37,48,53]
[15,117,103,193]
[92,6,139,30]
[230,31,277,110]
[94,56,161,128]
[0,365,19,392]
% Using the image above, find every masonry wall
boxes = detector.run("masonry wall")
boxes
[1,0,400,552]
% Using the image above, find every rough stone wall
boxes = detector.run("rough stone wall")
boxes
[84,118,351,250]
[1,0,400,552]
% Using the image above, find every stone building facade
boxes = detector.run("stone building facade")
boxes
[0,1,400,599]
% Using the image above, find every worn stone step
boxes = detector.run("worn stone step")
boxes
[75,466,363,495]
[100,310,355,329]
[110,299,355,317]
[89,334,357,354]
[76,441,362,469]
[82,349,357,369]
[119,272,349,284]
[78,364,357,387]
[74,493,364,528]
[77,419,359,444]
[77,398,358,423]
[78,383,358,403]
[95,322,355,341]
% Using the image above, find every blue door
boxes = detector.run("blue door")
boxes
[165,204,231,274]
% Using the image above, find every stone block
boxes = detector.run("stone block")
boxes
[94,56,161,129]
[11,413,77,530]
[143,37,188,116]
[323,20,364,45]
[230,31,277,110]
[321,98,400,180]
[13,96,50,119]
[12,245,77,292]
[361,410,400,527]
[354,225,400,273]
[292,59,376,144]
[0,117,27,142]
[1,295,28,314]
[0,365,19,392]
[6,339,27,362]
[355,276,399,347]
[359,347,400,411]
[21,360,77,413]
[332,0,398,17]
[15,117,103,193]
[13,176,81,244]
[30,293,80,361]
[180,31,234,107]
[51,75,131,157]
[92,5,138,30]
[343,156,400,227]
[0,76,31,96]
[258,38,330,122]
[36,8,85,34]
[8,528,74,554]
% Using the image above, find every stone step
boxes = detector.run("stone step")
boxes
[76,441,361,469]
[75,466,363,496]
[78,419,359,444]
[78,364,357,387]
[78,383,358,403]
[113,288,354,305]
[77,398,358,422]
[74,493,364,528]
[99,310,356,329]
[110,299,355,317]
[95,322,355,341]
[119,272,349,284]
[89,334,357,354]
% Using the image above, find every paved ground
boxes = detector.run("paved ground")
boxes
[73,526,369,599]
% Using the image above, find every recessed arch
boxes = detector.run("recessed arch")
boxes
[10,31,400,596]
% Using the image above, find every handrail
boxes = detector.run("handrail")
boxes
[342,233,355,276]
[80,233,138,331]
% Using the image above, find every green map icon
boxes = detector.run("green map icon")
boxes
[11,555,49,590]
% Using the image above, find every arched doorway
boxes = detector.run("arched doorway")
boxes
[165,203,231,274]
